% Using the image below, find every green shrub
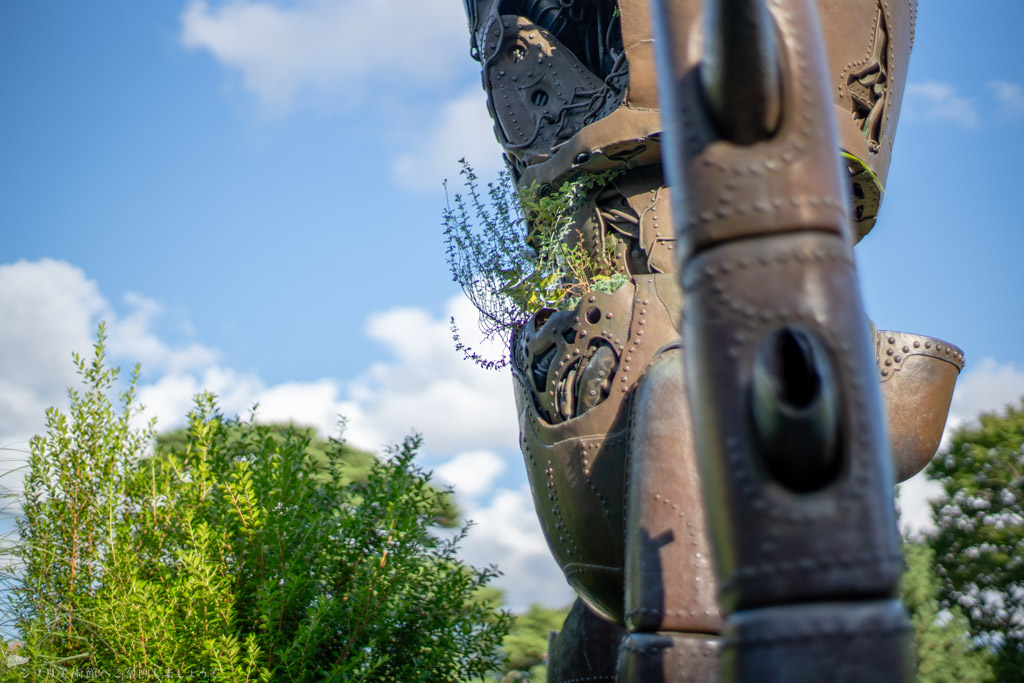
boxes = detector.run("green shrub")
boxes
[3,325,511,681]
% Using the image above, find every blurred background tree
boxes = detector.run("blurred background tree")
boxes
[926,399,1024,682]
[902,541,994,682]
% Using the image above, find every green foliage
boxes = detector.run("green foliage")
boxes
[927,398,1024,681]
[517,171,626,313]
[4,326,512,681]
[152,424,459,529]
[465,598,570,683]
[902,541,994,682]
[444,161,625,369]
[497,603,569,682]
[0,444,29,658]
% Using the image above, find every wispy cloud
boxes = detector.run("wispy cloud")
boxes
[108,293,218,375]
[451,484,574,610]
[391,89,504,192]
[905,81,980,129]
[435,450,507,498]
[180,0,470,112]
[989,80,1024,116]
[945,357,1024,431]
[348,297,518,453]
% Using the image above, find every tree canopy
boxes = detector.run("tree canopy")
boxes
[927,398,1024,681]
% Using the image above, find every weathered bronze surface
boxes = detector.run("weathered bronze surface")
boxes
[876,329,965,482]
[460,0,960,680]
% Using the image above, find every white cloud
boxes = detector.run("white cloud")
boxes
[456,485,575,611]
[0,261,225,451]
[180,0,470,111]
[906,81,980,129]
[113,292,517,457]
[107,292,219,375]
[0,260,108,447]
[897,474,944,537]
[0,260,106,386]
[346,295,518,453]
[137,367,362,446]
[432,451,573,610]
[989,80,1024,116]
[436,450,507,498]
[946,357,1024,431]
[137,366,263,430]
[250,378,348,431]
[391,89,504,191]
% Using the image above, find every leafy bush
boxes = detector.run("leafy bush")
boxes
[443,161,624,369]
[3,326,512,681]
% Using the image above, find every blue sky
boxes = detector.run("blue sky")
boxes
[2,0,1024,611]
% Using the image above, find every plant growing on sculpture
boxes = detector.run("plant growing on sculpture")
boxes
[4,326,511,681]
[444,160,626,369]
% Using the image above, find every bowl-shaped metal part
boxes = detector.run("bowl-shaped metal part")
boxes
[876,330,965,482]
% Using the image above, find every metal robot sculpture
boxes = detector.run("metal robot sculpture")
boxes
[459,0,964,680]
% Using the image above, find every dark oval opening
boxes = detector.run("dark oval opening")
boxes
[750,327,843,493]
[775,329,820,408]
